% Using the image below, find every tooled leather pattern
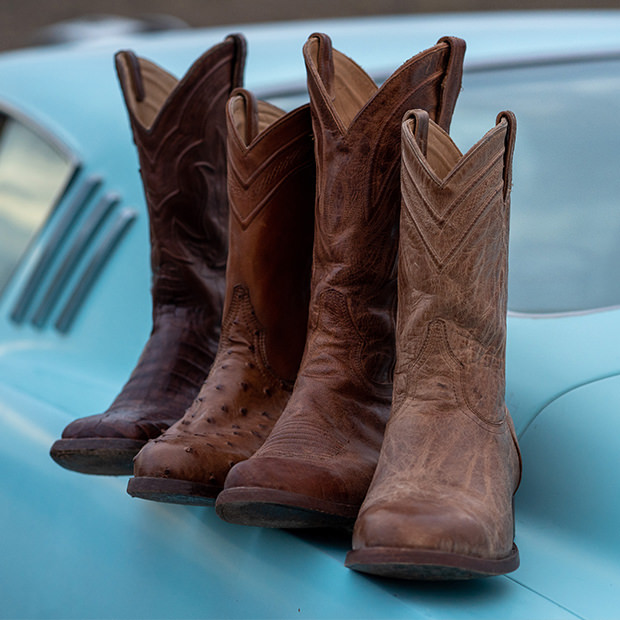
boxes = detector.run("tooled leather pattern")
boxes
[227,131,315,230]
[303,45,456,389]
[133,286,293,488]
[395,125,511,426]
[135,61,231,306]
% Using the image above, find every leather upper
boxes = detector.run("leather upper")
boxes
[352,110,521,561]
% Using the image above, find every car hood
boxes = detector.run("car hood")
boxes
[1,378,579,619]
[513,372,620,619]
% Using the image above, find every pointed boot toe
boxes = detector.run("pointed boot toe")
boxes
[347,500,519,580]
[216,456,361,528]
[50,410,170,475]
[127,433,226,505]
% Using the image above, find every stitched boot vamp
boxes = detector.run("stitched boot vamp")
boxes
[223,285,390,509]
[352,393,520,560]
[132,287,292,491]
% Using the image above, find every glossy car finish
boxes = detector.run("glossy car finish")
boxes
[1,11,619,619]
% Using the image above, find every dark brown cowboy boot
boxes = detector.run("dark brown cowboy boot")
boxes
[125,89,315,503]
[50,36,246,475]
[345,110,521,579]
[215,34,465,528]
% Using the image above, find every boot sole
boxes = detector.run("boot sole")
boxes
[345,543,520,580]
[215,486,359,528]
[49,438,144,475]
[127,476,220,506]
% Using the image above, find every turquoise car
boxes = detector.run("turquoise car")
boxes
[1,10,619,619]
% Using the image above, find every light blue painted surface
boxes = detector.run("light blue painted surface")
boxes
[514,374,620,619]
[0,382,576,619]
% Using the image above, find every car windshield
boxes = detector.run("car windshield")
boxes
[451,56,620,315]
[266,55,620,315]
[0,110,75,293]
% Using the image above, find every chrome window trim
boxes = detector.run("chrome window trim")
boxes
[0,98,82,299]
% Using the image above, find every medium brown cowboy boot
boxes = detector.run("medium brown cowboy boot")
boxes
[50,36,246,475]
[215,34,465,528]
[125,89,315,503]
[345,110,521,579]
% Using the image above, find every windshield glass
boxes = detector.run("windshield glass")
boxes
[451,57,620,314]
[0,111,75,293]
[266,56,620,314]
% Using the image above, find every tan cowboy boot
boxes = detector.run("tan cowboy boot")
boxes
[345,109,522,579]
[126,89,316,503]
[216,34,465,528]
[50,36,246,475]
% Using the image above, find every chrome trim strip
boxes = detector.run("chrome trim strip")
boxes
[508,304,620,319]
[10,175,102,323]
[30,192,120,327]
[55,208,137,334]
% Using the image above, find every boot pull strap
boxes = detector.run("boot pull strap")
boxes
[230,87,259,145]
[225,33,247,90]
[436,36,466,132]
[310,32,335,99]
[496,110,517,201]
[404,109,429,158]
[119,50,145,103]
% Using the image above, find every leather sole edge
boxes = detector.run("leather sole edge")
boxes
[345,544,520,580]
[49,438,144,475]
[215,486,359,528]
[127,476,220,506]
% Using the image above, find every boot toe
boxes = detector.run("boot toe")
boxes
[217,456,366,527]
[353,498,495,558]
[61,410,168,442]
[223,455,358,504]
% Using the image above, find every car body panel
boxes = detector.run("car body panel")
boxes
[506,308,620,435]
[1,10,619,618]
[2,383,577,619]
[514,374,620,619]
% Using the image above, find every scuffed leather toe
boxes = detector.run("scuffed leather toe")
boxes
[353,499,495,559]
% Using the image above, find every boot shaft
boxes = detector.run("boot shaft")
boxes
[303,34,464,294]
[396,109,516,419]
[224,89,315,381]
[301,34,465,385]
[115,36,246,306]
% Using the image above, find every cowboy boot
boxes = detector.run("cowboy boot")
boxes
[125,89,316,503]
[50,36,246,475]
[345,109,522,579]
[215,34,465,528]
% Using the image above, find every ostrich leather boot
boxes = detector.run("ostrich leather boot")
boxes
[345,110,522,579]
[50,36,246,475]
[215,33,465,528]
[126,89,316,504]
